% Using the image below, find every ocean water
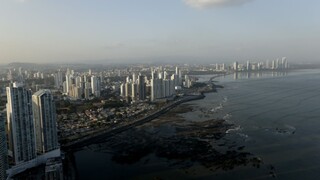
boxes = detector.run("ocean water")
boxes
[72,69,320,179]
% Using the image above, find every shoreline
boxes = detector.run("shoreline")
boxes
[61,94,205,151]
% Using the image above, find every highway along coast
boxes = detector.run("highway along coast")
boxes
[61,94,206,151]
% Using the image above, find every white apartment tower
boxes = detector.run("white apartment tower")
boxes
[120,83,125,97]
[91,76,101,97]
[132,73,137,83]
[65,74,73,94]
[54,70,63,89]
[233,61,239,71]
[124,82,131,97]
[32,90,59,154]
[6,84,36,165]
[246,61,251,71]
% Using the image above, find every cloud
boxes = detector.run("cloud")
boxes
[184,0,255,8]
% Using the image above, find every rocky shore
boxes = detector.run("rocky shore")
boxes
[61,94,205,151]
[84,104,262,173]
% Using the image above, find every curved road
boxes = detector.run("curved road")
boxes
[62,94,205,151]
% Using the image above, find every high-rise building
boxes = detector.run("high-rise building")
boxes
[276,58,280,69]
[62,81,67,94]
[150,67,179,101]
[54,70,63,89]
[151,69,156,80]
[171,74,179,88]
[0,112,8,180]
[162,80,170,97]
[65,74,73,95]
[178,69,182,80]
[6,84,36,165]
[91,76,101,97]
[75,76,82,87]
[138,75,146,101]
[272,60,276,70]
[158,71,164,80]
[163,71,169,80]
[84,82,91,100]
[221,63,225,71]
[282,57,288,69]
[32,90,59,154]
[169,80,175,95]
[132,73,137,83]
[66,68,71,76]
[246,61,251,71]
[233,61,238,71]
[120,83,125,97]
[124,82,131,97]
[151,79,162,101]
[174,66,182,85]
[131,83,138,101]
[83,75,89,83]
[184,75,192,88]
[285,58,289,69]
[266,60,270,69]
[126,76,130,83]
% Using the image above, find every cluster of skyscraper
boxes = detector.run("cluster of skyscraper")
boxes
[150,67,182,102]
[120,73,147,102]
[233,57,289,71]
[268,57,289,70]
[120,67,184,102]
[54,68,102,99]
[0,83,59,179]
[6,68,46,83]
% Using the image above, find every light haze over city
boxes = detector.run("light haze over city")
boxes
[1,0,320,64]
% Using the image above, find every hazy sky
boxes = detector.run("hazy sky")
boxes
[1,0,320,64]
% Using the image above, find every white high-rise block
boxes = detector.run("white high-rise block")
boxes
[6,85,36,165]
[32,90,59,154]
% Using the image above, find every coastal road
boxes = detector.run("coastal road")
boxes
[61,94,205,151]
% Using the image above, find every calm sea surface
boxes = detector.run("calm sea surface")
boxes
[72,69,320,179]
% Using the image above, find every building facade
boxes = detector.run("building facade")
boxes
[32,90,59,154]
[6,84,36,165]
[91,76,101,97]
[0,112,8,179]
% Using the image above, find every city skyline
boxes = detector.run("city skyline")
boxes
[0,55,310,178]
[1,0,320,64]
